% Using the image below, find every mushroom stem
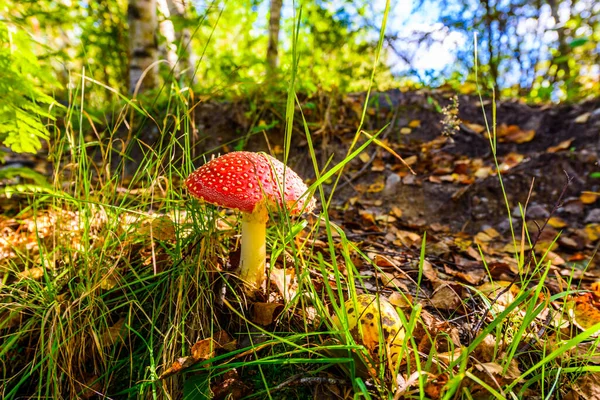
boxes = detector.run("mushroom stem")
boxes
[238,206,269,293]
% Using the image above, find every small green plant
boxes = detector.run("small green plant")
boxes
[0,21,58,154]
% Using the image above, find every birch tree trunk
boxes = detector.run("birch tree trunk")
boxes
[157,0,179,74]
[158,0,197,84]
[128,0,159,93]
[266,0,283,75]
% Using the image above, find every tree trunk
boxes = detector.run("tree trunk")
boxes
[266,0,283,75]
[158,0,198,83]
[169,0,198,83]
[157,0,179,76]
[128,0,159,93]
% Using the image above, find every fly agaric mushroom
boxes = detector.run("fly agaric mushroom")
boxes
[185,151,315,294]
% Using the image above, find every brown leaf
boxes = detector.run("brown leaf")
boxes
[211,369,249,400]
[160,336,226,379]
[191,338,218,361]
[395,230,422,247]
[421,259,439,283]
[564,372,600,400]
[547,138,574,153]
[251,302,284,326]
[374,254,396,268]
[139,216,176,241]
[463,122,486,134]
[497,123,536,143]
[430,283,463,310]
[443,264,485,285]
[99,318,126,349]
[388,291,413,308]
[498,152,524,172]
[478,281,521,310]
[390,206,403,218]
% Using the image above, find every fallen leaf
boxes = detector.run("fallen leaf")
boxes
[388,291,413,308]
[160,334,230,379]
[374,254,396,268]
[395,230,422,247]
[463,122,486,134]
[358,152,371,163]
[18,267,44,280]
[430,284,463,310]
[400,127,412,135]
[251,302,284,326]
[99,318,126,348]
[499,152,525,172]
[568,294,600,337]
[211,369,249,400]
[548,216,568,228]
[546,251,566,266]
[547,138,574,153]
[478,281,521,309]
[395,371,435,398]
[403,155,418,165]
[496,123,536,144]
[580,192,598,204]
[191,337,218,361]
[390,206,403,218]
[574,112,591,124]
[408,119,421,128]
[139,216,176,241]
[270,268,297,302]
[563,372,600,400]
[367,181,385,193]
[584,224,600,242]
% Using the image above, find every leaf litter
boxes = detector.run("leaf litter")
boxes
[2,92,600,398]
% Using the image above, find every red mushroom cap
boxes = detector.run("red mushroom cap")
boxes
[185,151,315,214]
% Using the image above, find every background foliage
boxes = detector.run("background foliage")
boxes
[0,0,598,153]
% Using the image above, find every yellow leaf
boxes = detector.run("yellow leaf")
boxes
[358,152,371,163]
[548,216,568,228]
[585,224,600,242]
[251,302,284,326]
[581,192,598,204]
[367,181,385,193]
[400,127,412,135]
[390,206,403,218]
[18,267,44,280]
[408,119,421,128]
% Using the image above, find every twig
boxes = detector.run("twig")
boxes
[270,374,350,393]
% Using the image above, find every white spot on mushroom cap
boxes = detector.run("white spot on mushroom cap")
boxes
[184,151,315,214]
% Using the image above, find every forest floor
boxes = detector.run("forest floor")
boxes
[2,90,600,398]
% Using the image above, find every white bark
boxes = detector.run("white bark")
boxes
[157,0,179,73]
[158,0,197,84]
[128,0,159,93]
